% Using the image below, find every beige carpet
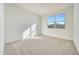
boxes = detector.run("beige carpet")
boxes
[4,35,79,55]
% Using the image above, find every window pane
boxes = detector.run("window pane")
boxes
[56,22,65,28]
[48,16,55,28]
[48,16,54,23]
[55,13,65,29]
[55,13,65,22]
[47,13,65,29]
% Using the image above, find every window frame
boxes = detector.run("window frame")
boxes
[47,13,66,29]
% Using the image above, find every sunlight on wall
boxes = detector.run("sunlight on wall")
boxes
[23,28,31,39]
[31,24,36,37]
[23,24,36,40]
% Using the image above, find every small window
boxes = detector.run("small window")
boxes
[48,13,65,29]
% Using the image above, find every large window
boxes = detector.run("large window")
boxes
[48,13,65,29]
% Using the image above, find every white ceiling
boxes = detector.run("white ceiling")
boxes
[13,3,73,16]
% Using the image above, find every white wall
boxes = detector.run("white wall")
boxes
[41,7,73,40]
[73,4,79,53]
[4,4,41,43]
[0,4,4,55]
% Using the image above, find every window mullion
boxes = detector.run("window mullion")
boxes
[54,15,56,28]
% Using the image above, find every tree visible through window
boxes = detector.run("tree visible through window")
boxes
[48,13,65,29]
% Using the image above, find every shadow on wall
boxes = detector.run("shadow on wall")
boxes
[23,24,36,40]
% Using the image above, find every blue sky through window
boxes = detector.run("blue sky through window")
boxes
[48,16,54,25]
[48,13,65,25]
[55,13,65,22]
[48,16,54,23]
